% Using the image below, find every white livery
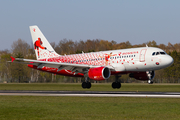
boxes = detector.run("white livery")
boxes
[11,25,174,89]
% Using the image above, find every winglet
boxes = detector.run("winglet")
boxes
[10,56,15,62]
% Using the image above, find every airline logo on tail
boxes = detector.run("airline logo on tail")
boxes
[30,25,59,60]
[34,38,47,58]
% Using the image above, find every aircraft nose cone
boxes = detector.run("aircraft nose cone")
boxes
[165,55,174,67]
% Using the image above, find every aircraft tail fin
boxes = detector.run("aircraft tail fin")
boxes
[29,25,60,60]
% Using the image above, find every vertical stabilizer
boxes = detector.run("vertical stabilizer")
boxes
[29,25,59,60]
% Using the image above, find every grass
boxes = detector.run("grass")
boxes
[0,96,180,120]
[0,83,180,92]
[0,83,180,120]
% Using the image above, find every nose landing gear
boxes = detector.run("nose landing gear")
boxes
[148,80,153,84]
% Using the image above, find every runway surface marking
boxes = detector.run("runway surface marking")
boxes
[0,91,180,98]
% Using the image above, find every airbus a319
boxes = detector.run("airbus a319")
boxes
[11,26,174,89]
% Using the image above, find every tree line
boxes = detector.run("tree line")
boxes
[0,39,180,83]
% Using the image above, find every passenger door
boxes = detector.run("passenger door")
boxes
[139,49,147,62]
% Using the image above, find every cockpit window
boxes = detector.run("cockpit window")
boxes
[160,52,166,55]
[156,52,160,55]
[153,51,167,56]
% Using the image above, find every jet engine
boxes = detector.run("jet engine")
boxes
[129,71,155,80]
[88,67,111,80]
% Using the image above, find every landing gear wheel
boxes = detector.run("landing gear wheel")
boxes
[112,82,116,89]
[116,82,121,89]
[86,82,91,89]
[112,82,121,89]
[82,82,87,89]
[82,82,91,89]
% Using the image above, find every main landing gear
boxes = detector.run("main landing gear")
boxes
[81,76,122,89]
[82,77,91,89]
[112,75,121,89]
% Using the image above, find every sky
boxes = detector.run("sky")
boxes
[0,0,180,50]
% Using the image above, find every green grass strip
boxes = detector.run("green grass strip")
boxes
[0,83,180,92]
[0,96,180,120]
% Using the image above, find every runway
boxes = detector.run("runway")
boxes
[0,90,180,98]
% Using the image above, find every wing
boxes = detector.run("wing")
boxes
[10,57,115,74]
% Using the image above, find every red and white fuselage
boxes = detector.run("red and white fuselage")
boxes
[28,46,173,80]
[11,25,174,85]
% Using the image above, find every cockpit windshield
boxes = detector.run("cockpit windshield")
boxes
[156,52,160,55]
[160,52,166,55]
[152,51,166,56]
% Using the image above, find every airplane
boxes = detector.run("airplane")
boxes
[10,25,174,89]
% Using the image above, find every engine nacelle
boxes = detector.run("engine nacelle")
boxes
[88,67,110,80]
[129,71,155,80]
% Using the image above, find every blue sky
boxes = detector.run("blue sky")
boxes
[0,0,180,50]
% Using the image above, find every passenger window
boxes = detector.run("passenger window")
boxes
[152,52,155,55]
